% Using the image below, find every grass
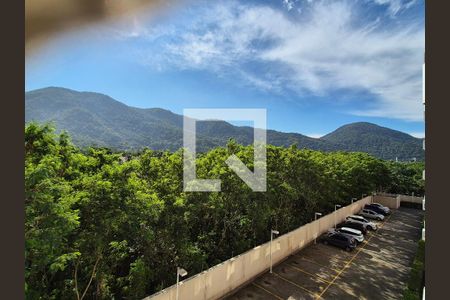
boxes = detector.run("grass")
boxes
[403,239,425,300]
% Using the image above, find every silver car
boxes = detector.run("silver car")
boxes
[346,215,378,230]
[336,227,364,243]
[359,209,385,221]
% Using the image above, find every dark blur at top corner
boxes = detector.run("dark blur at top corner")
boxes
[25,0,182,55]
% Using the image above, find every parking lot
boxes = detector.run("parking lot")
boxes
[223,207,424,300]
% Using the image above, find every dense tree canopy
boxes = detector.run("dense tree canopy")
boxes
[25,123,424,299]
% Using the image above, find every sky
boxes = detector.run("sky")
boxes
[25,0,425,138]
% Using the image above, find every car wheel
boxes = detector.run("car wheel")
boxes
[377,217,382,221]
[323,240,328,245]
[345,246,351,252]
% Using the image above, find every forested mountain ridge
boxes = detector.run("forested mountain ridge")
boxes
[322,122,424,161]
[25,87,424,160]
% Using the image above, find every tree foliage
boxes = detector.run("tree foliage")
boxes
[25,123,424,299]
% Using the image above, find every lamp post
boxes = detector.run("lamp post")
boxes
[176,267,188,300]
[351,197,357,204]
[270,229,279,273]
[314,212,322,244]
[334,204,341,229]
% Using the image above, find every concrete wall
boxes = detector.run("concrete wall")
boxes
[144,197,372,300]
[398,195,423,204]
[376,192,399,198]
[372,195,400,209]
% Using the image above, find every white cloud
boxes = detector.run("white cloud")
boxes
[408,131,424,138]
[136,0,424,121]
[306,133,324,138]
[371,0,418,17]
[282,0,296,11]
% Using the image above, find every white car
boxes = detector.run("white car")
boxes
[359,209,385,221]
[336,227,365,243]
[346,215,378,230]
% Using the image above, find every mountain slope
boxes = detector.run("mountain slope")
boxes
[321,122,424,160]
[25,87,424,160]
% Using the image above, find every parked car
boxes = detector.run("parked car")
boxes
[321,232,357,251]
[337,221,368,235]
[359,208,385,221]
[346,215,378,230]
[364,204,389,216]
[370,203,391,214]
[334,227,364,243]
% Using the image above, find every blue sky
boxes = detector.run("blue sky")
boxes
[26,0,425,138]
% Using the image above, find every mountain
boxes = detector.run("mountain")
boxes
[321,122,424,161]
[25,87,424,160]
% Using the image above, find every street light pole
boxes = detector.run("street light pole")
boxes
[334,204,341,229]
[314,212,322,244]
[176,267,188,300]
[351,197,357,204]
[270,229,279,273]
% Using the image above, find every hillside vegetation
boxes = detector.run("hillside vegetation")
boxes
[25,123,424,299]
[25,87,424,160]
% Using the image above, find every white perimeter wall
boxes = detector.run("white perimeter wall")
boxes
[144,197,373,300]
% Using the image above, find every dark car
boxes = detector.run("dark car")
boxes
[364,204,389,216]
[337,221,368,235]
[321,232,357,251]
[371,203,391,214]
